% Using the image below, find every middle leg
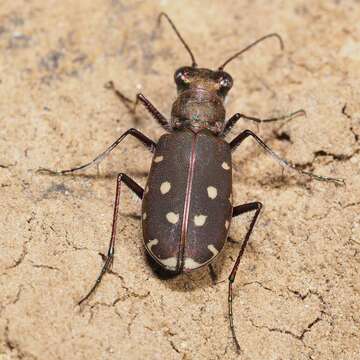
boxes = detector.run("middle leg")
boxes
[38,128,156,175]
[229,129,345,185]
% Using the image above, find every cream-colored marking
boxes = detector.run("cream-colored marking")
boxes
[228,194,232,203]
[147,238,158,251]
[160,181,171,194]
[225,220,230,230]
[154,155,164,163]
[221,161,230,170]
[161,257,177,269]
[144,185,149,194]
[208,244,219,257]
[142,212,147,220]
[184,258,203,270]
[166,212,179,224]
[207,186,218,199]
[194,214,207,226]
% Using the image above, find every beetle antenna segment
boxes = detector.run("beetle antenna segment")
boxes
[158,12,197,67]
[218,33,284,70]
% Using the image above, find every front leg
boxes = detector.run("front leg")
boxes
[221,110,306,138]
[106,81,170,131]
[230,129,345,185]
[38,128,156,175]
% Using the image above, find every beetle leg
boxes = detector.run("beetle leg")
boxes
[221,109,306,137]
[37,128,156,175]
[228,201,262,353]
[229,129,345,185]
[106,80,170,131]
[78,173,143,305]
[105,80,135,111]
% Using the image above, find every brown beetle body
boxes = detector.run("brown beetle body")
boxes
[142,129,232,272]
[43,13,342,354]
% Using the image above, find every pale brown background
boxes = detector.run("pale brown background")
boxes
[0,1,359,359]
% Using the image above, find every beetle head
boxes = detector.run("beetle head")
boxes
[158,13,284,135]
[170,67,233,134]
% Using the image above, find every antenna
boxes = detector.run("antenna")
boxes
[158,12,197,67]
[218,33,284,70]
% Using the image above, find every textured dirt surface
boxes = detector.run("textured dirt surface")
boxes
[0,1,359,359]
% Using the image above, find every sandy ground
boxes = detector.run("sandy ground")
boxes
[0,1,359,359]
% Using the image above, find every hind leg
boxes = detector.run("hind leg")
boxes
[78,173,143,305]
[228,201,263,353]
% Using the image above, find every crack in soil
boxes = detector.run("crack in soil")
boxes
[249,314,322,342]
[274,130,292,144]
[31,263,61,271]
[3,319,38,360]
[5,213,36,272]
[313,149,359,162]
[341,201,360,209]
[342,104,359,142]
[169,339,181,354]
[83,269,150,325]
[241,281,331,354]
[0,285,23,316]
[64,229,90,252]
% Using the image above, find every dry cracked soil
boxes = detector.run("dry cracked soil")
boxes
[0,1,359,359]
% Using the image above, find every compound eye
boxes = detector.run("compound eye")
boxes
[174,67,191,85]
[219,77,232,89]
[216,70,233,91]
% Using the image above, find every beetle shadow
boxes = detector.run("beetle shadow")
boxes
[233,171,313,189]
[44,169,312,190]
[229,128,321,189]
[40,169,149,180]
[144,245,229,292]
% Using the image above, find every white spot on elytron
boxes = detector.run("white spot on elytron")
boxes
[166,212,179,224]
[221,161,230,170]
[144,185,149,194]
[229,194,232,203]
[143,212,147,220]
[147,239,158,251]
[208,244,219,257]
[160,181,171,194]
[207,186,218,199]
[184,258,202,269]
[154,155,164,163]
[161,257,177,270]
[194,214,207,226]
[225,220,230,230]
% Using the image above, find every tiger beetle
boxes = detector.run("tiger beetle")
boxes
[39,13,344,353]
